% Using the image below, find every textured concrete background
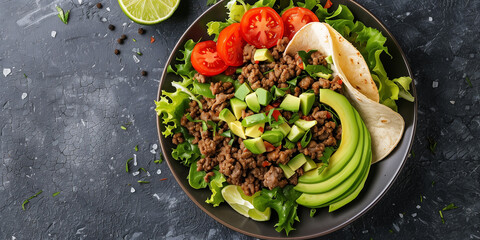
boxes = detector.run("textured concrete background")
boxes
[0,0,479,239]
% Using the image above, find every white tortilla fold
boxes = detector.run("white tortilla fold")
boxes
[285,22,405,163]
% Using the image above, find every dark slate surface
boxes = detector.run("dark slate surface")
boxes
[0,0,478,239]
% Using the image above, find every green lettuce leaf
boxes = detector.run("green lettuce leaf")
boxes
[253,185,302,235]
[205,170,227,206]
[169,39,198,79]
[171,127,201,166]
[296,0,319,10]
[155,89,190,137]
[188,161,208,189]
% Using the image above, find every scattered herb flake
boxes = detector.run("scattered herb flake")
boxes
[138,167,147,173]
[56,6,70,24]
[154,158,163,164]
[388,229,394,233]
[432,181,436,186]
[52,192,60,197]
[442,203,458,211]
[150,36,155,43]
[420,195,423,203]
[136,51,142,56]
[23,73,27,78]
[135,145,139,152]
[160,178,167,181]
[310,208,316,217]
[132,38,137,42]
[22,190,43,210]
[137,180,150,184]
[126,158,133,172]
[465,76,472,87]
[410,150,415,158]
[120,125,127,130]
[427,137,437,154]
[439,210,445,223]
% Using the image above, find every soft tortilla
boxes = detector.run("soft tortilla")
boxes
[285,22,404,163]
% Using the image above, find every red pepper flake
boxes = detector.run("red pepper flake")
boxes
[262,161,271,167]
[255,61,260,64]
[326,112,332,119]
[150,36,155,43]
[338,79,343,85]
[297,142,302,149]
[160,178,167,181]
[272,102,280,108]
[272,110,281,121]
[224,66,236,76]
[264,141,275,152]
[258,127,264,133]
[265,105,274,112]
[295,54,304,69]
[324,0,333,9]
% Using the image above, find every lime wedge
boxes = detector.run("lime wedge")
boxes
[118,0,180,25]
[221,185,271,221]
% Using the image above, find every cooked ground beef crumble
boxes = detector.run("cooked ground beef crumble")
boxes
[173,37,343,196]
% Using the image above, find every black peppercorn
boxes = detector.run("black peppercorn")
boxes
[120,34,127,40]
[138,28,145,35]
[117,38,124,44]
[141,70,147,76]
[108,24,115,31]
[96,3,103,8]
[114,49,120,55]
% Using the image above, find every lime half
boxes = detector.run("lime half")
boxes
[118,0,180,25]
[221,185,271,221]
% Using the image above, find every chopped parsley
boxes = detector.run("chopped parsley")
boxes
[137,180,150,184]
[22,190,43,210]
[136,51,142,56]
[23,73,28,78]
[442,203,458,211]
[120,125,127,130]
[427,137,437,154]
[56,6,70,24]
[135,145,139,152]
[154,158,163,164]
[439,210,445,224]
[138,167,147,173]
[132,38,137,42]
[126,158,133,172]
[52,192,60,197]
[465,76,472,87]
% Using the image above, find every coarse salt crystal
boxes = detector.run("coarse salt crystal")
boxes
[21,93,27,99]
[3,68,11,77]
[411,213,417,217]
[133,154,137,166]
[101,17,107,22]
[428,17,433,21]
[130,187,135,193]
[133,55,140,63]
[106,7,110,11]
[156,169,162,175]
[153,193,160,200]
[78,0,82,4]
[416,205,421,209]
[132,171,140,176]
[362,230,368,234]
[450,101,455,104]
[51,31,56,38]
[146,171,151,177]
[399,213,404,218]
[406,12,411,16]
[432,81,438,88]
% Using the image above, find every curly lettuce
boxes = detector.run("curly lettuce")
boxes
[155,89,190,137]
[205,170,227,206]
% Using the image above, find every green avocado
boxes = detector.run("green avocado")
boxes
[230,98,247,120]
[299,92,315,116]
[287,125,305,142]
[274,122,291,137]
[234,83,252,101]
[280,94,300,112]
[315,72,332,80]
[241,113,267,127]
[228,121,246,139]
[253,48,274,63]
[298,89,360,184]
[288,153,308,171]
[303,157,317,172]
[294,119,317,131]
[261,130,284,144]
[219,108,236,123]
[243,137,266,154]
[245,123,265,138]
[273,87,286,98]
[279,164,295,179]
[255,88,273,106]
[245,92,261,113]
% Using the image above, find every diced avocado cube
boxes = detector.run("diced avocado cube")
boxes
[303,156,316,172]
[228,121,246,139]
[294,119,317,131]
[315,72,332,79]
[245,92,261,113]
[245,123,265,138]
[280,94,300,112]
[279,164,295,179]
[287,125,305,142]
[253,48,274,63]
[299,92,315,116]
[287,153,308,171]
[255,88,272,106]
[243,137,266,154]
[230,98,247,120]
[261,131,284,144]
[219,108,236,123]
[235,83,252,101]
[274,87,286,98]
[241,113,267,127]
[273,122,291,137]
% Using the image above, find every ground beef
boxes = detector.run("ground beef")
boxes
[299,76,314,90]
[267,146,296,165]
[263,166,288,190]
[243,44,256,63]
[194,72,207,83]
[300,141,325,160]
[204,172,215,183]
[271,37,289,60]
[308,51,327,66]
[172,133,184,145]
[210,81,234,95]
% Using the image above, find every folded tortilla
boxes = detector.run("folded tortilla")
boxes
[285,22,404,163]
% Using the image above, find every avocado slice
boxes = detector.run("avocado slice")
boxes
[288,153,308,171]
[279,94,300,112]
[279,164,295,179]
[261,130,283,144]
[315,72,332,79]
[298,89,360,183]
[228,121,246,139]
[230,98,247,120]
[245,92,261,113]
[241,113,267,127]
[245,123,265,138]
[287,125,305,142]
[243,137,266,154]
[255,88,273,106]
[235,83,252,101]
[303,156,317,172]
[273,122,291,137]
[219,108,236,123]
[273,87,286,98]
[253,48,274,63]
[299,92,315,116]
[294,119,317,131]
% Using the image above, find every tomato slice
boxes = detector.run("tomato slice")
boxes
[282,7,319,40]
[191,40,228,76]
[217,23,246,67]
[240,7,284,49]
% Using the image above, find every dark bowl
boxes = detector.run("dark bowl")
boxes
[156,0,417,239]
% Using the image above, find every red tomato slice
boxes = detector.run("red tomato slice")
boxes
[282,7,319,40]
[240,7,284,49]
[217,23,246,67]
[191,40,228,76]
